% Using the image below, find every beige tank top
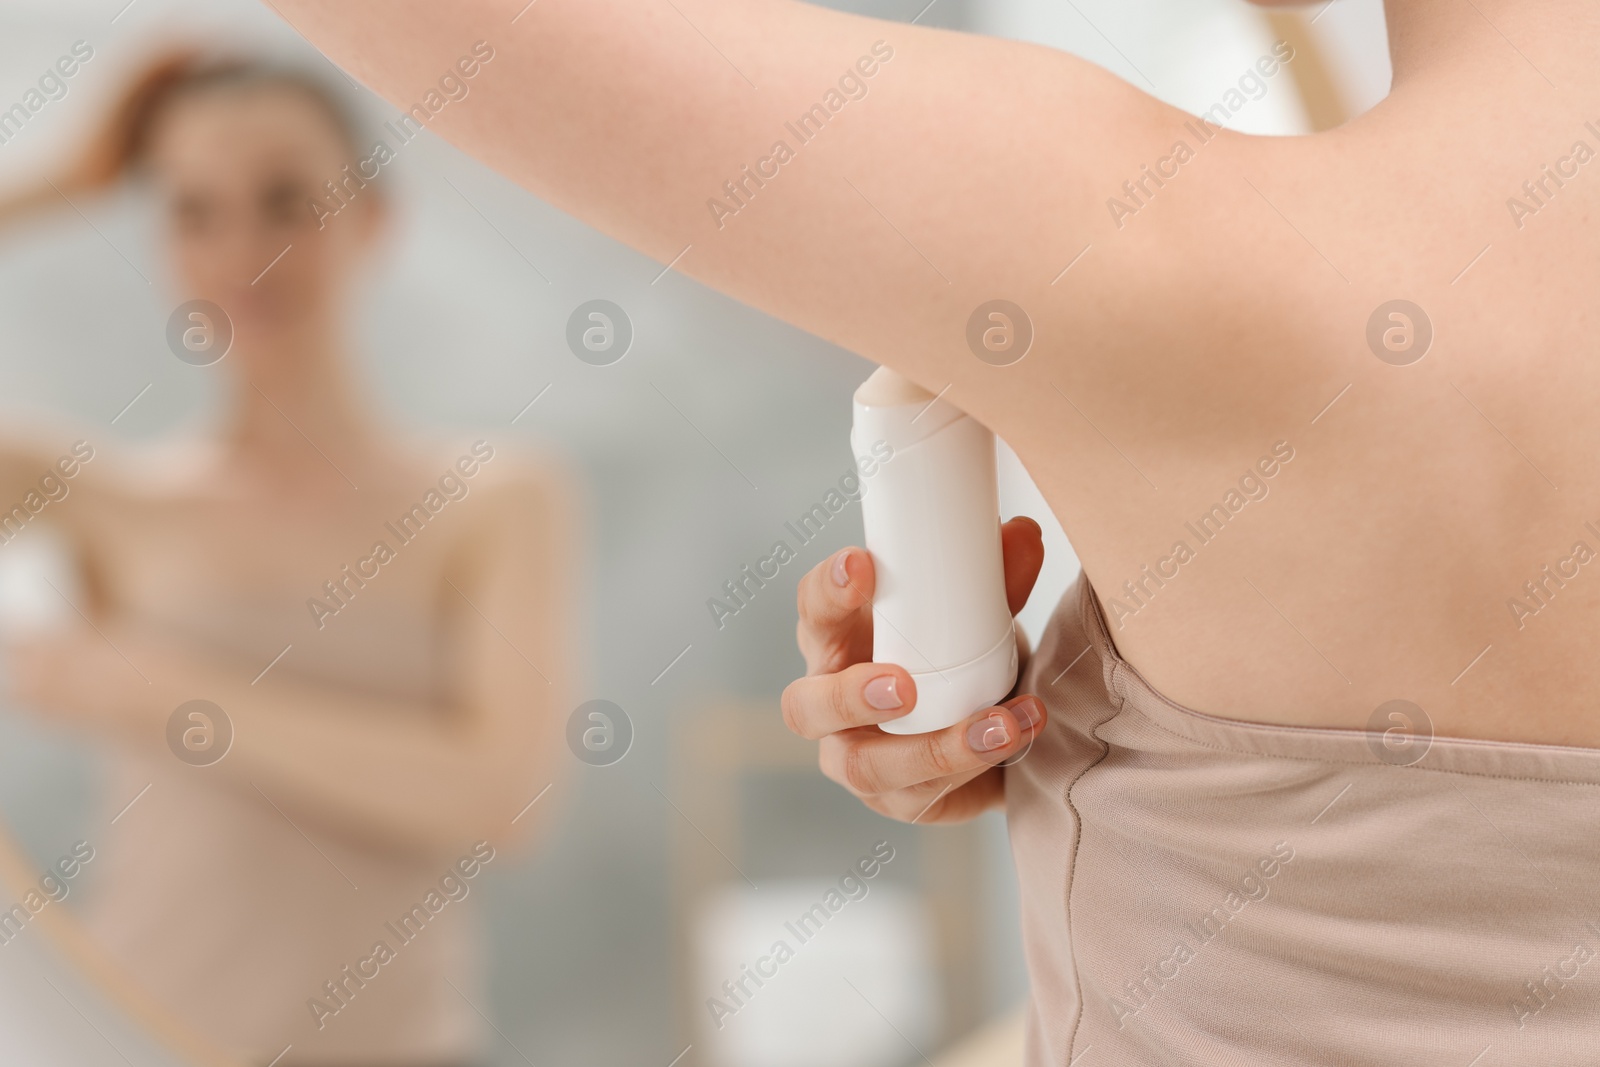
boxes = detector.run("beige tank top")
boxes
[80,593,484,1067]
[1008,572,1600,1065]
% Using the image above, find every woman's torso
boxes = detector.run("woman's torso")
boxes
[60,440,494,1065]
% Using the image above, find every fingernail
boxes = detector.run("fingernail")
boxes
[968,712,1011,752]
[1017,697,1044,729]
[863,675,902,711]
[831,551,852,587]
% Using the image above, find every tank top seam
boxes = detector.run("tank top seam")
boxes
[1054,573,1130,1066]
[1059,712,1119,1066]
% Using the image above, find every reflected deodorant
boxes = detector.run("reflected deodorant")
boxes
[851,366,1017,735]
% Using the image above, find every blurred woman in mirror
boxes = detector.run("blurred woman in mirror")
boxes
[0,53,573,1067]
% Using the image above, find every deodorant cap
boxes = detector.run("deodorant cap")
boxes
[851,367,962,454]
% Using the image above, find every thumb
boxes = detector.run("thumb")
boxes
[1000,516,1046,617]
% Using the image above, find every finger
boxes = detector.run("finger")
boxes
[781,661,916,740]
[794,547,875,672]
[865,767,1006,825]
[818,695,1047,796]
[1001,516,1046,617]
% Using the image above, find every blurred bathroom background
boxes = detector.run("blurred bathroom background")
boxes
[0,1,1388,1064]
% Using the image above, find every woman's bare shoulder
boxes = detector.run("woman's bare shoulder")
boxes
[468,443,577,526]
[419,438,579,586]
[0,419,228,503]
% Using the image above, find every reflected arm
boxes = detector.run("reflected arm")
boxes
[8,468,577,860]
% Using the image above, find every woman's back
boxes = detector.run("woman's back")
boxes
[1019,15,1600,747]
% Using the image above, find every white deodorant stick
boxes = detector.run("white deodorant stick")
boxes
[850,366,1017,735]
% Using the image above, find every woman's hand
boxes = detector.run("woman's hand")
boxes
[0,52,196,231]
[3,625,162,738]
[782,517,1048,824]
[56,51,197,196]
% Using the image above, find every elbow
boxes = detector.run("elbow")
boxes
[474,761,565,860]
[421,747,566,861]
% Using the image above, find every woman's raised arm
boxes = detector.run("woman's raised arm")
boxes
[269,0,1188,408]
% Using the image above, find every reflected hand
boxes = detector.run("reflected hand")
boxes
[781,517,1047,824]
[57,51,198,196]
[3,626,156,735]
